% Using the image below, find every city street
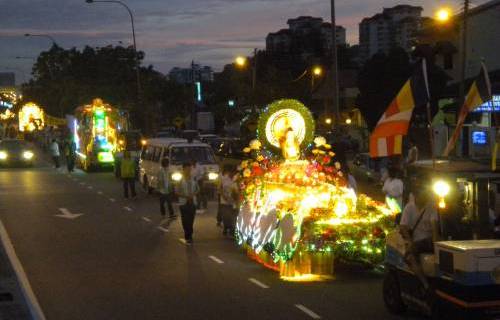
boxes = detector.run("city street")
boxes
[0,158,417,320]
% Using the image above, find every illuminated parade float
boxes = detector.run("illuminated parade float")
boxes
[73,98,127,171]
[236,99,396,281]
[18,102,45,132]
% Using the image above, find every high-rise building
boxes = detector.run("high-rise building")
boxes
[266,16,346,57]
[359,5,423,62]
[168,63,214,84]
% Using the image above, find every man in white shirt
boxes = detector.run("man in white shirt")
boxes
[382,167,404,213]
[176,163,199,244]
[158,158,175,218]
[219,166,238,236]
[400,186,440,289]
[49,139,60,168]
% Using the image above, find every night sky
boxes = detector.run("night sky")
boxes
[0,0,487,84]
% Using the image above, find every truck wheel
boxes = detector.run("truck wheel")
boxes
[142,175,152,194]
[383,270,407,314]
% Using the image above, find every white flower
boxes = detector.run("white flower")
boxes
[314,136,326,147]
[335,162,341,170]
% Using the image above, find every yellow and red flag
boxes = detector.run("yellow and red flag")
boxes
[370,59,430,158]
[443,62,492,157]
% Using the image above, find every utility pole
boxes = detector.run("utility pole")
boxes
[459,0,469,114]
[330,0,340,126]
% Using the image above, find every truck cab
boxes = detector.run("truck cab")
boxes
[383,160,500,319]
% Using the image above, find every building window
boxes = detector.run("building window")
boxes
[444,53,453,70]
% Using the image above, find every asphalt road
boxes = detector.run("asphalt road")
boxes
[0,156,422,320]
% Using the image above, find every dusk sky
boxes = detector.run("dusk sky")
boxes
[0,0,487,84]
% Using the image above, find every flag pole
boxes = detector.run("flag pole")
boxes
[422,59,435,168]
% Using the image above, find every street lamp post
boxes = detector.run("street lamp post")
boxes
[330,0,340,126]
[235,48,258,110]
[24,33,57,46]
[85,0,142,98]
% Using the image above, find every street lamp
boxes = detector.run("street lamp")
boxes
[435,7,452,23]
[24,33,57,46]
[312,66,323,77]
[85,0,141,98]
[235,56,247,67]
[434,1,469,131]
[330,0,340,126]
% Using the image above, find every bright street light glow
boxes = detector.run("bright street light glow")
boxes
[435,8,451,22]
[312,66,322,76]
[325,118,332,125]
[433,180,450,198]
[235,56,247,67]
[0,151,7,160]
[345,118,352,125]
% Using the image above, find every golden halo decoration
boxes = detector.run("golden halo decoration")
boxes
[265,108,306,148]
[258,99,315,153]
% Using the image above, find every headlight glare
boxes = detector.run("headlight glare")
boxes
[208,172,219,181]
[0,151,7,160]
[171,172,183,182]
[23,151,34,160]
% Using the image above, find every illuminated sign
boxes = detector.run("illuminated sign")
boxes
[474,95,500,113]
[472,131,488,145]
[195,81,202,102]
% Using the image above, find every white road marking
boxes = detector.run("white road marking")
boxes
[157,226,169,233]
[79,182,85,185]
[109,198,116,202]
[295,304,321,319]
[123,206,133,212]
[87,186,93,190]
[208,255,224,264]
[97,191,103,195]
[55,208,84,220]
[0,220,46,320]
[248,278,269,289]
[142,217,151,222]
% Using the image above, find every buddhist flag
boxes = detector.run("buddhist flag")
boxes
[370,59,429,158]
[443,62,492,157]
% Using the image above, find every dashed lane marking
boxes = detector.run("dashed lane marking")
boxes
[157,226,169,233]
[109,198,116,202]
[208,255,224,264]
[142,217,151,222]
[295,304,321,319]
[248,278,269,289]
[123,206,133,212]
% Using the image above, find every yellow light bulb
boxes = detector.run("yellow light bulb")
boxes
[312,67,322,76]
[435,8,451,22]
[235,56,247,67]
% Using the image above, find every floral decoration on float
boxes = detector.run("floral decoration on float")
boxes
[235,99,396,281]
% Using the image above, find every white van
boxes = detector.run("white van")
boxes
[139,138,219,192]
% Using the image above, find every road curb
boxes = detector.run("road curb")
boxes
[0,220,46,320]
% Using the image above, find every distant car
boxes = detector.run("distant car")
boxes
[0,139,35,167]
[350,152,381,183]
[215,138,249,167]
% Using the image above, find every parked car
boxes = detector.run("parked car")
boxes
[215,138,249,167]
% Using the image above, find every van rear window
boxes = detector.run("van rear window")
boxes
[170,146,215,165]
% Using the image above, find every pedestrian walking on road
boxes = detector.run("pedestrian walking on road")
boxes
[121,151,137,199]
[64,138,76,172]
[382,166,404,215]
[177,163,199,244]
[158,158,175,218]
[219,166,238,236]
[192,161,207,211]
[49,139,60,168]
